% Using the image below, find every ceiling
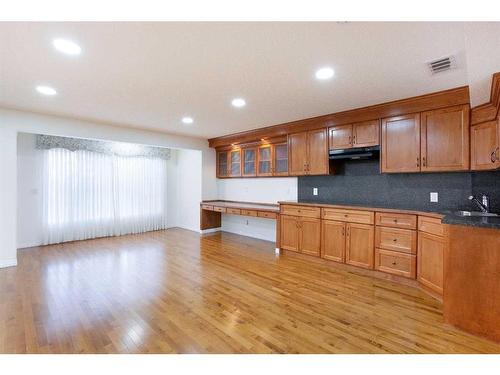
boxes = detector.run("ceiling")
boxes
[1,22,500,139]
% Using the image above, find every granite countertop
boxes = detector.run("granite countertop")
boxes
[280,200,500,230]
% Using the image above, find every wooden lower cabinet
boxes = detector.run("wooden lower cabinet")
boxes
[417,231,445,295]
[321,220,346,262]
[345,223,375,269]
[280,215,320,256]
[375,248,416,278]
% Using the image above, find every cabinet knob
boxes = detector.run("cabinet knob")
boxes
[392,261,397,266]
[393,238,397,242]
[416,157,420,167]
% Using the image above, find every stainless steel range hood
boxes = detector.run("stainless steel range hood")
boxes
[328,145,380,160]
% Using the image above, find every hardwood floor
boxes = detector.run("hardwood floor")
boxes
[1,228,499,354]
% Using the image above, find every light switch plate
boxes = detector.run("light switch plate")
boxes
[313,188,318,196]
[430,192,438,203]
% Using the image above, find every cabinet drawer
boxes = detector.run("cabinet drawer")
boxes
[375,248,416,279]
[213,206,226,213]
[201,204,214,211]
[322,208,374,224]
[375,226,416,254]
[241,209,258,217]
[226,208,240,215]
[418,216,446,237]
[280,205,321,218]
[375,212,417,229]
[258,211,277,219]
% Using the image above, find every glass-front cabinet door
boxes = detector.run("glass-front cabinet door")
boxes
[273,142,288,176]
[229,149,241,177]
[257,145,273,176]
[217,151,228,177]
[242,148,256,176]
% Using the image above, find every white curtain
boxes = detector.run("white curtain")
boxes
[42,148,168,245]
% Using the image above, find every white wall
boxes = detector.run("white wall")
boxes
[1,107,217,267]
[217,177,298,242]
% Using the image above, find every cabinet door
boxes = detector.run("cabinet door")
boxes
[329,124,353,149]
[280,215,299,252]
[345,223,374,269]
[471,121,499,170]
[299,217,321,256]
[273,142,289,176]
[242,148,257,176]
[353,120,380,147]
[257,145,273,176]
[307,128,328,175]
[228,149,241,177]
[288,132,308,176]
[217,151,229,177]
[321,220,346,262]
[421,105,470,171]
[381,114,420,173]
[417,232,444,295]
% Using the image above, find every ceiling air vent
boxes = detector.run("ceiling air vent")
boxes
[428,56,455,74]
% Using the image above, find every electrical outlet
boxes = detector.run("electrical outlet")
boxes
[430,192,438,203]
[313,188,318,196]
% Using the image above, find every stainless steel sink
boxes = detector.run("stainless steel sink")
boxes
[455,210,500,217]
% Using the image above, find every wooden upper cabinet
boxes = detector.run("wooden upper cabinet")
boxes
[353,120,380,147]
[420,105,470,171]
[228,149,241,177]
[242,147,257,176]
[381,113,421,173]
[471,120,499,170]
[329,124,353,149]
[307,128,329,175]
[288,132,308,176]
[216,150,229,178]
[273,142,289,176]
[257,145,273,176]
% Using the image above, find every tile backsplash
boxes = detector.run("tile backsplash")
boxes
[298,159,500,212]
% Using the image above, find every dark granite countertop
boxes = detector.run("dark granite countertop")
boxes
[284,200,500,230]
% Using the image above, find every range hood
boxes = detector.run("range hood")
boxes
[329,145,380,160]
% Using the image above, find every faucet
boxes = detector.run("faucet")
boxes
[468,194,490,213]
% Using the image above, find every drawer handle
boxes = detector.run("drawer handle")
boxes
[393,219,398,223]
[392,261,397,266]
[344,214,348,217]
[393,238,397,242]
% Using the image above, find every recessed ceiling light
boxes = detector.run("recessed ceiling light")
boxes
[182,117,194,124]
[36,85,57,96]
[231,98,246,108]
[315,67,335,80]
[53,38,82,56]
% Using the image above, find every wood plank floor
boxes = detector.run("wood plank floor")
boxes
[1,228,499,354]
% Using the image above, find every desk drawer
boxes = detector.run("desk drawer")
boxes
[280,205,320,218]
[226,208,241,215]
[375,248,416,279]
[258,211,277,219]
[322,208,374,224]
[241,209,258,217]
[375,226,416,254]
[201,204,214,211]
[213,206,226,213]
[375,212,417,229]
[418,216,446,237]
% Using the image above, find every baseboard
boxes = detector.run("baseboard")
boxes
[0,258,18,268]
[200,228,221,234]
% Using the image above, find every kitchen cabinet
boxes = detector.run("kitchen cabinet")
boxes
[321,220,346,262]
[273,142,289,176]
[216,150,229,178]
[420,105,470,171]
[242,147,257,176]
[471,120,499,170]
[280,215,321,256]
[288,128,328,176]
[381,113,421,173]
[257,145,273,176]
[382,105,470,173]
[345,223,375,269]
[417,231,445,295]
[329,120,380,150]
[229,149,241,177]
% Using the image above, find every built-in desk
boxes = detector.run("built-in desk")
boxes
[200,201,280,241]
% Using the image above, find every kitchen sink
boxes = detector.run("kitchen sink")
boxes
[454,210,500,217]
